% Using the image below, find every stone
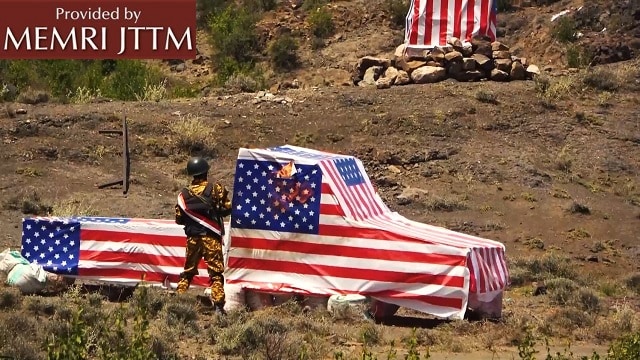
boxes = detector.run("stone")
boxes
[355,56,391,78]
[192,55,206,65]
[396,187,429,205]
[494,58,513,73]
[461,44,473,57]
[493,50,512,59]
[444,51,463,62]
[455,70,484,82]
[510,61,526,81]
[376,77,393,89]
[526,64,541,76]
[393,44,407,67]
[173,62,186,72]
[384,67,399,84]
[462,58,476,71]
[388,165,402,174]
[471,35,493,57]
[397,59,427,74]
[411,66,447,84]
[447,37,463,50]
[447,61,464,77]
[430,47,446,62]
[359,66,383,86]
[472,53,493,71]
[491,41,510,51]
[490,69,510,82]
[394,70,411,85]
[426,60,444,67]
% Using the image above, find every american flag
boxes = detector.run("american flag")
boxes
[20,216,230,288]
[405,0,497,48]
[227,145,509,319]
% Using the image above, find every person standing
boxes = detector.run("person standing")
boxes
[174,157,232,313]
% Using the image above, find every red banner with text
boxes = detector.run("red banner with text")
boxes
[0,0,196,59]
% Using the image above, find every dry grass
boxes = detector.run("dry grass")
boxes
[50,196,100,217]
[168,113,217,157]
[0,263,638,360]
[423,196,468,212]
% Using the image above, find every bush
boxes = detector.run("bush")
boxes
[208,4,261,84]
[552,16,577,43]
[0,59,163,102]
[196,0,230,29]
[269,34,300,70]
[308,7,335,38]
[386,0,410,28]
[582,68,620,92]
[301,0,329,11]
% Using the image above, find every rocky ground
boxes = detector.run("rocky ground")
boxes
[1,0,640,359]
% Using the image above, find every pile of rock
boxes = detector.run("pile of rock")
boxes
[252,90,294,105]
[353,36,541,89]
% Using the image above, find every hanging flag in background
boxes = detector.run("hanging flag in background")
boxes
[405,0,497,49]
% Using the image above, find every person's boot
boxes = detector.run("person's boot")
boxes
[213,301,226,315]
[176,278,190,294]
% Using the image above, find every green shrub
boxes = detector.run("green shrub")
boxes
[566,45,592,68]
[196,0,230,29]
[607,331,640,360]
[552,16,577,43]
[301,0,329,11]
[269,34,300,70]
[0,59,163,101]
[308,7,335,38]
[208,4,261,84]
[386,0,410,28]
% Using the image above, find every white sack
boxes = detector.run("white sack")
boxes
[6,263,49,294]
[0,248,29,273]
[223,283,247,311]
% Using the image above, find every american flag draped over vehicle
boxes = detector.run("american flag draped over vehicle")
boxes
[405,0,497,48]
[20,216,229,288]
[227,145,509,319]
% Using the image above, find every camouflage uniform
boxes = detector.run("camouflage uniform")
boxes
[175,158,232,310]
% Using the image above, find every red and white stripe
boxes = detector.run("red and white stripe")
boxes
[177,191,223,237]
[405,0,497,48]
[318,158,387,221]
[227,181,472,319]
[228,147,508,319]
[52,218,231,288]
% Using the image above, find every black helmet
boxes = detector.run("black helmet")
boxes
[186,157,210,176]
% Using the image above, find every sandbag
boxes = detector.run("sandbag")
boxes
[6,263,49,294]
[245,290,274,310]
[327,294,369,312]
[224,283,246,311]
[0,248,29,273]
